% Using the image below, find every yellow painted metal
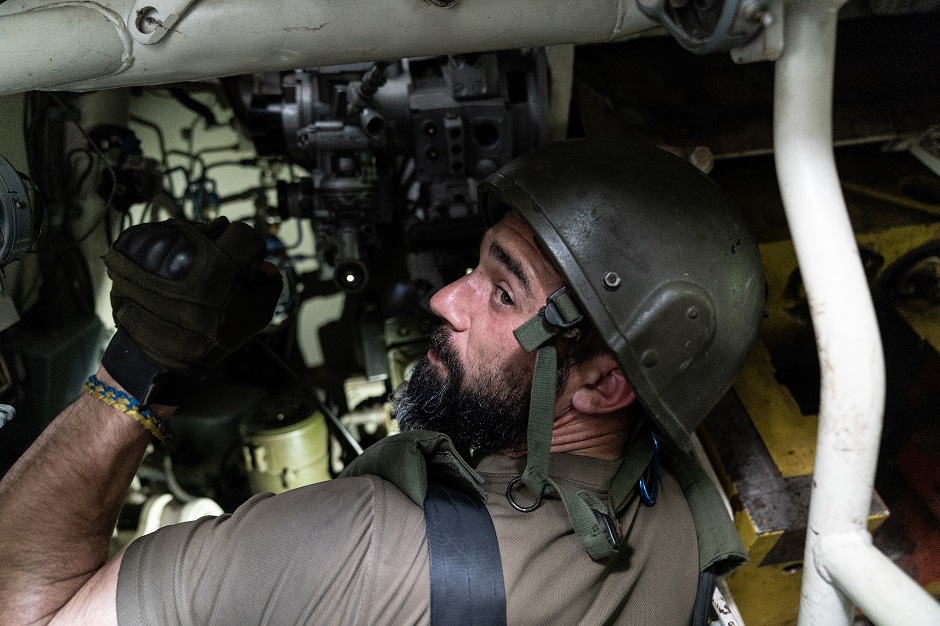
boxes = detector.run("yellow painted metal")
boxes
[727,557,805,626]
[756,239,808,352]
[757,221,940,354]
[855,221,940,268]
[862,221,940,352]
[895,300,940,352]
[723,222,940,626]
[736,342,818,478]
[701,340,889,626]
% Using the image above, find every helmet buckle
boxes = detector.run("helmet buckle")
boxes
[543,286,583,330]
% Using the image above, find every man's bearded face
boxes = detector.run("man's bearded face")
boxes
[393,324,531,459]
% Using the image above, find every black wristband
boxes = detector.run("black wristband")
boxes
[102,328,201,407]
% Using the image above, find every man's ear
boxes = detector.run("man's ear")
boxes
[569,353,636,415]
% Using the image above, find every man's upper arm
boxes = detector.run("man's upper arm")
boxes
[48,552,123,626]
[111,476,430,625]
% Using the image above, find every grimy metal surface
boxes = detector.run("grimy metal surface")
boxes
[0,0,657,96]
[701,391,887,567]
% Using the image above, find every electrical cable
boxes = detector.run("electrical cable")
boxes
[203,159,258,174]
[215,186,268,206]
[283,218,304,250]
[168,87,218,128]
[128,114,175,198]
[167,150,206,177]
[251,336,364,458]
[195,142,242,158]
[162,455,197,503]
[128,115,170,171]
[25,94,119,253]
[67,148,95,199]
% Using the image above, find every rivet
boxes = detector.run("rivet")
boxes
[603,272,621,290]
[641,349,658,367]
[687,307,699,320]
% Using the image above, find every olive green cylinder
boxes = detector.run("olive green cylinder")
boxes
[240,398,330,494]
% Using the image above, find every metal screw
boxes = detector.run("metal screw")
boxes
[689,146,714,174]
[603,272,622,289]
[135,7,162,35]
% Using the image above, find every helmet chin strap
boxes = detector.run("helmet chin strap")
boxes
[508,287,623,561]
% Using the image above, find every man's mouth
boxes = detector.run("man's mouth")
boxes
[426,325,458,380]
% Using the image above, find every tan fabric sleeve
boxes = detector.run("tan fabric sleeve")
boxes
[116,475,430,625]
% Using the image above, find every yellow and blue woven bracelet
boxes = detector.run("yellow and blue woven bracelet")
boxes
[83,374,170,445]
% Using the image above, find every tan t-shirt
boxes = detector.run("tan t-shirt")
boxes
[117,453,698,625]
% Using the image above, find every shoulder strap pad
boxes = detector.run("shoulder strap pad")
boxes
[661,444,748,576]
[339,430,485,506]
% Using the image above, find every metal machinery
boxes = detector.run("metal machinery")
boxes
[224,52,548,295]
[0,0,939,624]
[218,51,550,478]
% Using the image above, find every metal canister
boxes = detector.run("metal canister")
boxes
[240,397,330,494]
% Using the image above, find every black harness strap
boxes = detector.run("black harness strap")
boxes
[691,567,717,626]
[423,484,507,626]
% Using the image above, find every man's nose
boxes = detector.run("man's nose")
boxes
[430,274,471,332]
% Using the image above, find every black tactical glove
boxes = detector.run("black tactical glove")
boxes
[102,217,282,406]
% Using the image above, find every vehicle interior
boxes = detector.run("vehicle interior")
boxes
[0,0,937,623]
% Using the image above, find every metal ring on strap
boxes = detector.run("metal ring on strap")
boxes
[506,476,543,512]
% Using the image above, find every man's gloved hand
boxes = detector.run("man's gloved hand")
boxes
[102,217,282,406]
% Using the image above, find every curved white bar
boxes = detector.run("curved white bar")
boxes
[0,0,656,95]
[820,532,940,626]
[773,2,937,625]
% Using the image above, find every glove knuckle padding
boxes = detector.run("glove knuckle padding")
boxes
[113,222,198,279]
[105,217,281,377]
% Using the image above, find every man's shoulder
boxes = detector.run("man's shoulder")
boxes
[117,474,430,625]
[264,473,425,518]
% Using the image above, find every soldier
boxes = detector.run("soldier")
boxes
[0,138,764,625]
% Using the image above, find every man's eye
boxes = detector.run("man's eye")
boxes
[498,287,514,306]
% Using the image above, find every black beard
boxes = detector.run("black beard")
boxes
[392,325,530,460]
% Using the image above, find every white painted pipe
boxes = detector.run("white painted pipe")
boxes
[0,3,133,92]
[0,0,655,96]
[820,532,940,625]
[774,2,938,625]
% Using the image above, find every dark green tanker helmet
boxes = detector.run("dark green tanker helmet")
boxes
[480,138,764,444]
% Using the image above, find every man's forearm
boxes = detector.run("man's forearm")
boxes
[0,367,168,624]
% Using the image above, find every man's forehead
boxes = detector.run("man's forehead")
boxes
[485,212,563,294]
